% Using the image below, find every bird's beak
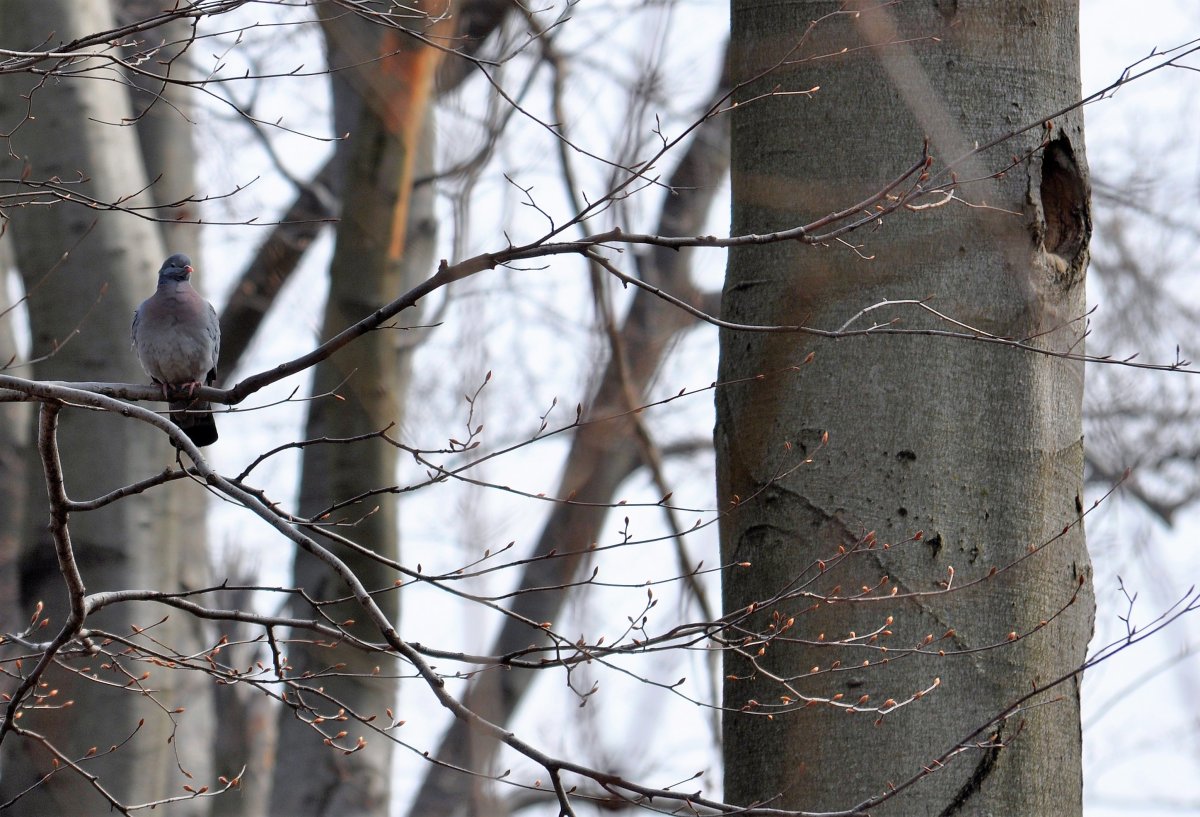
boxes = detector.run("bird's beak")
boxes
[185,265,194,274]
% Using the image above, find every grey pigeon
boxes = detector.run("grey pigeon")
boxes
[132,253,220,447]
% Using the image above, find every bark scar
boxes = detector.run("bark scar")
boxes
[938,724,1004,817]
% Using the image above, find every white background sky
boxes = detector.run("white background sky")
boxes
[1079,3,1200,814]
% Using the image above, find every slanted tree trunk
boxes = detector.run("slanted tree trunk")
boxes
[404,70,731,817]
[0,2,206,813]
[718,3,1093,815]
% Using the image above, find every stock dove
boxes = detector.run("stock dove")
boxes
[132,253,220,447]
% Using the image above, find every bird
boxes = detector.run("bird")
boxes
[132,253,220,447]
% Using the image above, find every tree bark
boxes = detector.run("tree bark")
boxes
[0,2,206,813]
[267,6,446,814]
[121,8,220,807]
[0,237,29,636]
[718,3,1094,815]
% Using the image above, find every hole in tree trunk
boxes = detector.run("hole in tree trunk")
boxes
[1040,136,1089,261]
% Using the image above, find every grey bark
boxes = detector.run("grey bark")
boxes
[0,239,29,635]
[267,9,435,813]
[718,3,1094,815]
[122,9,219,809]
[0,2,208,813]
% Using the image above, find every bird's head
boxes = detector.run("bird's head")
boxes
[158,253,194,282]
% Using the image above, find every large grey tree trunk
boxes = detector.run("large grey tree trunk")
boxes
[718,3,1094,815]
[0,2,207,813]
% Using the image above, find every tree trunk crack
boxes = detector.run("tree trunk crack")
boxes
[937,726,1004,817]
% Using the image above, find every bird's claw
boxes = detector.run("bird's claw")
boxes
[156,380,202,400]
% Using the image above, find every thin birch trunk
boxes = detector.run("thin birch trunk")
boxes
[0,2,204,812]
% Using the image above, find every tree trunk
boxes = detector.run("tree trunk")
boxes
[0,238,29,636]
[718,3,1094,815]
[0,2,206,813]
[121,8,219,807]
[404,71,731,817]
[267,6,445,813]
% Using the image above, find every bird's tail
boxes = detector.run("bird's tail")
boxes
[170,400,218,447]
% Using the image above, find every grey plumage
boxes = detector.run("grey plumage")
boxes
[132,253,220,447]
